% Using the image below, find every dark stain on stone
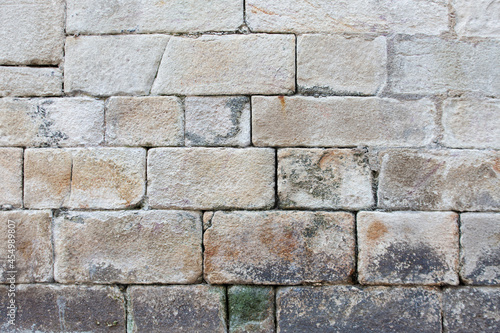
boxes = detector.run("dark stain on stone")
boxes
[466,248,500,284]
[89,263,125,282]
[302,214,330,238]
[229,286,271,330]
[299,85,370,97]
[27,104,69,147]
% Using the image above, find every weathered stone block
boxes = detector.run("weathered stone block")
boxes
[252,96,436,147]
[204,211,355,284]
[278,149,373,209]
[129,285,226,333]
[229,286,274,333]
[67,0,243,34]
[151,34,295,95]
[0,67,62,97]
[442,98,500,149]
[0,211,52,283]
[0,148,22,207]
[460,213,500,285]
[0,0,64,65]
[54,210,202,284]
[277,286,441,332]
[106,96,183,147]
[298,35,387,95]
[358,211,459,285]
[443,287,500,332]
[246,0,448,34]
[65,35,169,96]
[24,148,146,209]
[185,96,250,147]
[377,149,500,211]
[148,148,274,209]
[389,36,500,96]
[452,0,500,37]
[0,98,104,147]
[0,284,126,332]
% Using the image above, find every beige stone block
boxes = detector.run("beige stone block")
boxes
[0,67,62,97]
[453,0,500,37]
[0,148,22,207]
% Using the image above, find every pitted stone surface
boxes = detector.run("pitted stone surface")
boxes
[0,67,62,97]
[0,148,22,207]
[228,286,274,333]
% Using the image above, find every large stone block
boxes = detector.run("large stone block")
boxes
[278,149,373,209]
[67,0,243,34]
[151,34,295,95]
[452,0,500,37]
[65,35,169,96]
[298,35,386,95]
[106,96,183,147]
[129,285,227,333]
[228,286,274,333]
[460,213,500,285]
[246,0,448,34]
[357,211,459,285]
[0,211,53,283]
[54,210,202,284]
[252,96,436,147]
[277,286,441,332]
[389,36,500,96]
[0,148,22,207]
[147,148,274,209]
[204,211,355,284]
[0,67,62,97]
[377,149,500,211]
[0,0,64,65]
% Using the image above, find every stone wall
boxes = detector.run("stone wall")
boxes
[0,0,499,332]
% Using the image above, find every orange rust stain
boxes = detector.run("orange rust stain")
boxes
[249,4,278,16]
[366,220,388,242]
[278,95,286,113]
[318,150,342,170]
[493,158,500,173]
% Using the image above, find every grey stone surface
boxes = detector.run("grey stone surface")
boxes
[277,286,441,332]
[452,0,500,37]
[151,34,295,95]
[0,284,126,332]
[148,148,274,209]
[460,213,500,285]
[0,148,22,207]
[443,287,500,332]
[204,211,355,284]
[298,35,386,95]
[229,286,274,333]
[0,67,62,97]
[185,96,250,147]
[252,96,436,147]
[358,211,460,285]
[278,149,373,209]
[65,35,169,96]
[377,149,500,211]
[67,0,243,34]
[0,211,53,283]
[129,285,227,333]
[106,96,183,147]
[0,0,64,65]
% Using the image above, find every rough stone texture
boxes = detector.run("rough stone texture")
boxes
[151,34,295,95]
[0,148,22,207]
[203,211,215,231]
[277,286,441,332]
[443,287,500,332]
[357,211,459,285]
[67,0,243,34]
[278,149,373,209]
[0,284,126,332]
[252,96,436,147]
[460,213,500,285]
[54,210,202,284]
[246,0,448,34]
[204,211,355,285]
[24,148,146,209]
[148,148,274,209]
[442,98,500,149]
[452,0,500,37]
[129,285,227,333]
[0,67,62,97]
[106,96,183,147]
[0,210,53,283]
[65,35,169,96]
[0,0,64,65]
[0,98,104,147]
[377,149,500,211]
[185,96,250,147]
[228,286,274,333]
[298,35,387,95]
[389,36,500,96]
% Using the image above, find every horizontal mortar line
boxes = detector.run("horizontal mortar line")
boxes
[0,64,61,68]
